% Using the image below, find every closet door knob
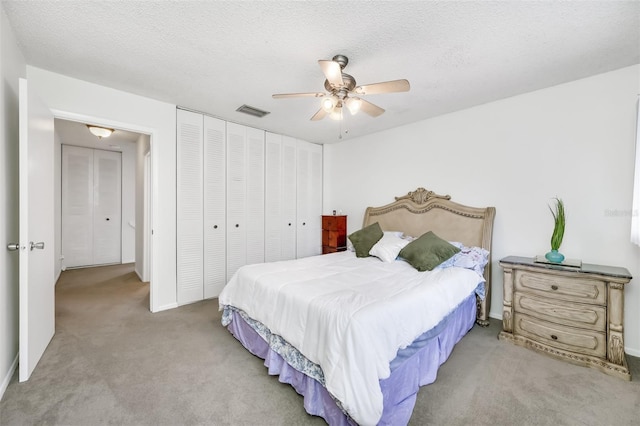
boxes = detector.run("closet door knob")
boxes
[213,225,218,229]
[235,224,239,228]
[30,241,45,251]
[302,222,306,226]
[106,218,110,221]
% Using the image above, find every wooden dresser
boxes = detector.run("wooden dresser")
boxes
[322,215,347,254]
[498,256,632,380]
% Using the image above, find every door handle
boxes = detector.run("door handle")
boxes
[7,243,20,251]
[29,241,45,251]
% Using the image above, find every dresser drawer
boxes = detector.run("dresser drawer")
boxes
[514,313,606,358]
[514,292,606,331]
[322,230,346,248]
[322,215,346,231]
[514,270,606,305]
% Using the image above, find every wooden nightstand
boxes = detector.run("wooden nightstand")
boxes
[498,256,632,380]
[322,215,347,254]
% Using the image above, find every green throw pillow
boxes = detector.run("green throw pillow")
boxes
[348,222,384,258]
[399,231,460,271]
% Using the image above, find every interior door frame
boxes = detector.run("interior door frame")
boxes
[51,109,157,311]
[143,151,151,282]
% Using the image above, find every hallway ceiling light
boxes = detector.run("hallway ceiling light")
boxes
[87,125,114,139]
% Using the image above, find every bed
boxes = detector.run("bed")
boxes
[219,187,496,425]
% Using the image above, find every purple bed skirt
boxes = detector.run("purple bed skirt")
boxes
[226,292,477,425]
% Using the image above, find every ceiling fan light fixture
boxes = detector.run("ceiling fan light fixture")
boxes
[330,104,343,121]
[273,54,410,123]
[346,97,362,115]
[321,96,337,113]
[87,125,114,139]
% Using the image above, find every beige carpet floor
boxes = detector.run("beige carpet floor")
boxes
[1,263,639,425]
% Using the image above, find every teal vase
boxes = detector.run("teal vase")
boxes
[545,249,565,263]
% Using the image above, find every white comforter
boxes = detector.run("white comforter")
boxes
[218,251,484,426]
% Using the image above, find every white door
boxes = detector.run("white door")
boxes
[226,122,247,281]
[265,133,297,262]
[281,136,298,260]
[245,127,265,266]
[61,146,93,267]
[203,115,226,298]
[176,109,204,305]
[62,146,122,267]
[296,141,323,258]
[265,132,283,262]
[92,150,122,264]
[18,78,55,382]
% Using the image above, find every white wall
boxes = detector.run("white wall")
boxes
[0,4,26,399]
[324,65,640,355]
[135,134,150,280]
[26,67,178,313]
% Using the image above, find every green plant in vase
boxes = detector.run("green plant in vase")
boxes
[545,197,565,263]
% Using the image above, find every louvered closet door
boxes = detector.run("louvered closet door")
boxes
[203,116,226,298]
[177,109,204,305]
[226,123,265,280]
[226,123,247,281]
[62,145,122,268]
[281,136,297,260]
[296,140,323,258]
[265,132,283,262]
[246,127,265,265]
[92,149,122,265]
[62,145,94,268]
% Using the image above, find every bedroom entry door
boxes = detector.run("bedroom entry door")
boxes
[62,145,122,268]
[17,78,55,382]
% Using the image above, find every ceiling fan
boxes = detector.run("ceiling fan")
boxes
[272,54,410,121]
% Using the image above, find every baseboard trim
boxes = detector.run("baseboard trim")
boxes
[151,302,178,313]
[134,268,143,282]
[0,354,18,401]
[626,347,640,358]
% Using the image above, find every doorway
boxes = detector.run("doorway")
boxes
[53,118,153,306]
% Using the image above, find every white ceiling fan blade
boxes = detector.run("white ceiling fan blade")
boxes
[272,92,325,99]
[318,60,344,87]
[355,79,410,95]
[359,99,385,117]
[310,108,328,121]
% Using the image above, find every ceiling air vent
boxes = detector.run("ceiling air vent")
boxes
[236,104,270,118]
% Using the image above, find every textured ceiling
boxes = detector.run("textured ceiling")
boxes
[3,1,639,144]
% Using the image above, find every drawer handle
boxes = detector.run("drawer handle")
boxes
[550,335,558,340]
[551,285,558,291]
[213,225,218,229]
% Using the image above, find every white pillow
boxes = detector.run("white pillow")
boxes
[348,231,403,252]
[384,231,404,238]
[369,233,410,263]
